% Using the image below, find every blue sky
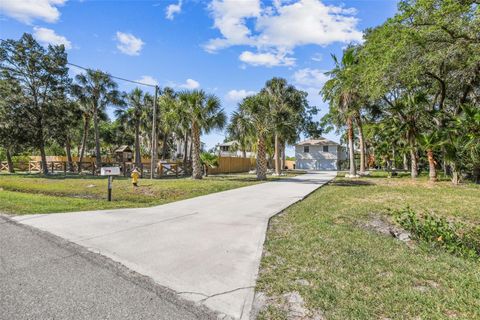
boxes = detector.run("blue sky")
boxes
[0,0,398,155]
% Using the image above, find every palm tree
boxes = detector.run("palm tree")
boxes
[263,77,295,175]
[178,90,226,179]
[200,152,219,177]
[419,132,439,182]
[230,93,274,180]
[116,88,149,168]
[227,104,255,158]
[73,70,122,172]
[157,87,179,160]
[322,47,360,177]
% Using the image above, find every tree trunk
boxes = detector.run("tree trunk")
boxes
[408,132,418,178]
[403,153,408,171]
[347,117,357,176]
[183,131,188,165]
[274,133,281,175]
[356,115,366,174]
[161,132,169,160]
[65,136,74,172]
[203,164,208,177]
[426,149,437,182]
[281,141,286,170]
[39,138,48,175]
[189,138,193,160]
[451,162,460,185]
[37,117,49,175]
[191,122,202,179]
[93,107,101,174]
[6,148,14,173]
[78,116,89,173]
[256,135,267,180]
[134,122,141,168]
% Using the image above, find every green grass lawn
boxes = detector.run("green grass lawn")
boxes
[0,173,277,214]
[257,171,480,320]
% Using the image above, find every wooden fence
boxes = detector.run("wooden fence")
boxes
[209,157,256,174]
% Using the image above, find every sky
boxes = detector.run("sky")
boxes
[0,0,398,156]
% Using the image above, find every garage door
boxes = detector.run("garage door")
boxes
[316,160,337,170]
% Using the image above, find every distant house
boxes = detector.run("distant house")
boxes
[216,141,255,158]
[295,138,346,171]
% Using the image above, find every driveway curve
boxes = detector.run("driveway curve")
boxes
[13,171,336,319]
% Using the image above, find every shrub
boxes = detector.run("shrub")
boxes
[393,208,480,260]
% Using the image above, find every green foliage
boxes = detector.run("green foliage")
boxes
[394,207,480,260]
[200,152,219,168]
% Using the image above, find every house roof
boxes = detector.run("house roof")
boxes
[218,140,239,147]
[296,138,340,146]
[114,145,132,152]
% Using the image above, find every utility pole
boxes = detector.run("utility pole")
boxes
[150,85,159,179]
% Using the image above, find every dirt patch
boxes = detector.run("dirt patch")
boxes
[363,216,411,242]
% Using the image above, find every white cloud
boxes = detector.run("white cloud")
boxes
[0,0,66,24]
[205,0,363,67]
[225,89,256,102]
[33,26,72,49]
[136,75,159,86]
[179,78,200,89]
[239,50,295,67]
[204,0,260,52]
[292,68,329,89]
[166,0,182,20]
[115,32,144,56]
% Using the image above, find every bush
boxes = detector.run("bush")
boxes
[393,207,480,260]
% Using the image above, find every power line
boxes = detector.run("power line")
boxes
[67,62,158,88]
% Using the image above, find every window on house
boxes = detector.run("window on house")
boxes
[303,146,309,153]
[323,145,329,152]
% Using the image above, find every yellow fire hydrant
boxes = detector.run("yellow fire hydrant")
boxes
[131,168,140,188]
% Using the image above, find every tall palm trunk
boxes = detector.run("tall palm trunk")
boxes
[6,148,14,173]
[256,135,267,180]
[281,141,286,171]
[274,133,281,175]
[408,131,418,178]
[426,149,437,182]
[93,106,101,174]
[451,162,460,185]
[191,122,202,179]
[355,115,366,174]
[183,131,189,165]
[65,136,74,172]
[161,132,169,160]
[347,117,356,176]
[78,115,89,173]
[392,146,396,170]
[134,122,141,168]
[403,153,408,171]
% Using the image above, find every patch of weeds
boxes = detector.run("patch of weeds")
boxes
[393,207,480,260]
[257,305,288,320]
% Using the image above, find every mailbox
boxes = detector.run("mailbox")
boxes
[101,167,121,176]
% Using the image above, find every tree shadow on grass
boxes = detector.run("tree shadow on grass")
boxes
[328,180,375,187]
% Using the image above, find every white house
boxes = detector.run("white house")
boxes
[215,141,255,158]
[295,138,346,171]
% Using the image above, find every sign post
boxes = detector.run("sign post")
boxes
[101,167,121,201]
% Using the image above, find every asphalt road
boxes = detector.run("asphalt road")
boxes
[0,216,217,320]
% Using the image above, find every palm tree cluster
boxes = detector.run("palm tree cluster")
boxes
[228,78,318,180]
[0,33,227,179]
[321,0,479,184]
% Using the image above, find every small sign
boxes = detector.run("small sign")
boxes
[100,167,121,176]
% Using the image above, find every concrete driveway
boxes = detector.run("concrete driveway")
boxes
[13,171,336,319]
